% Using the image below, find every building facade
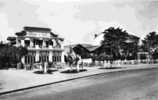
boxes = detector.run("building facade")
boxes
[8,26,64,66]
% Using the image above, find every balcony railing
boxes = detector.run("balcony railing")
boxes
[27,45,63,51]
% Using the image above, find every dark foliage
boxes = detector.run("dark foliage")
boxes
[142,31,158,59]
[95,27,139,60]
[0,44,28,69]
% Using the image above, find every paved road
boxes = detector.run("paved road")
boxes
[1,68,158,100]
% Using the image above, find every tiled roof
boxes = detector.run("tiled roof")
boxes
[24,26,51,32]
[85,46,100,52]
[7,36,16,41]
[64,43,99,52]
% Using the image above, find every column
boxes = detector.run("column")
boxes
[21,40,25,47]
[30,39,34,47]
[21,56,25,64]
[44,62,47,74]
[52,39,56,47]
[59,40,64,63]
[16,39,20,47]
[60,41,64,49]
[61,51,65,63]
[42,40,46,48]
[49,51,53,62]
[35,51,40,62]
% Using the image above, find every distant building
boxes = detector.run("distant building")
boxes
[64,44,99,58]
[7,26,64,66]
[64,44,100,64]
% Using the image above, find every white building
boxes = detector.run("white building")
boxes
[8,26,64,66]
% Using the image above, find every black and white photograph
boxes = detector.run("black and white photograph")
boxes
[0,0,158,100]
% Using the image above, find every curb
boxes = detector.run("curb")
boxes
[0,66,158,96]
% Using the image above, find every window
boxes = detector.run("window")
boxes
[25,51,36,64]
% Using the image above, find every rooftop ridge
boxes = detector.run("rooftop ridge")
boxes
[24,26,51,32]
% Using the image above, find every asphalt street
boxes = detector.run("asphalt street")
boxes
[1,68,158,100]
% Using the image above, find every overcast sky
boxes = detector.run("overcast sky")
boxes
[0,0,158,45]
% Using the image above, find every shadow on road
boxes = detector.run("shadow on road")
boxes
[99,67,124,70]
[61,69,87,74]
[33,69,58,74]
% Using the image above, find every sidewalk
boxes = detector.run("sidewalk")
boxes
[0,64,158,95]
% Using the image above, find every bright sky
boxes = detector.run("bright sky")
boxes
[0,0,158,45]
